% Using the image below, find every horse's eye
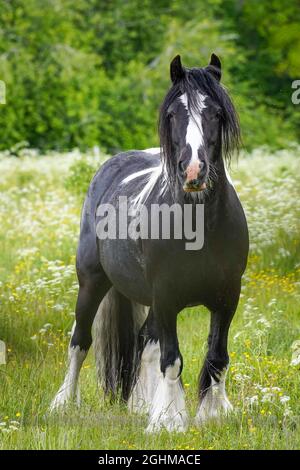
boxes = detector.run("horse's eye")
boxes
[211,109,221,121]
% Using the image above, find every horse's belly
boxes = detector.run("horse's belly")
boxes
[99,239,152,306]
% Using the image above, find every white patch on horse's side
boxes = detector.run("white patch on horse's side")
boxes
[146,358,188,433]
[195,367,233,425]
[128,340,161,415]
[122,167,156,185]
[50,344,87,412]
[122,163,168,210]
[142,147,161,155]
[180,92,206,164]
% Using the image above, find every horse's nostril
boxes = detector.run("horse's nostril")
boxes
[178,160,185,174]
[200,160,207,173]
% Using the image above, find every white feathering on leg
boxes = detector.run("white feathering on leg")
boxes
[195,367,233,424]
[50,343,87,412]
[128,341,161,414]
[146,358,188,433]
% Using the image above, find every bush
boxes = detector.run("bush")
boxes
[65,152,106,198]
[0,0,299,153]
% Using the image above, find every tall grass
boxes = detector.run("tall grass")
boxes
[0,148,299,449]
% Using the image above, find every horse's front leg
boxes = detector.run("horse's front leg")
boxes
[195,283,240,424]
[146,296,188,433]
[128,308,161,415]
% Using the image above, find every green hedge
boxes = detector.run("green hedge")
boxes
[0,0,299,153]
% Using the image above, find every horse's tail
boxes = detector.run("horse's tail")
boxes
[93,287,147,401]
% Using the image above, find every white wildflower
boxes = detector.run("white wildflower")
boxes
[279,395,290,404]
[291,340,300,366]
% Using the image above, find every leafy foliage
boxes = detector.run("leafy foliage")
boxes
[0,0,299,152]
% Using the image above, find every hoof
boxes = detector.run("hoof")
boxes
[195,391,233,425]
[146,411,188,433]
[49,388,80,413]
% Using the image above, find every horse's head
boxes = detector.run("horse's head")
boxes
[159,54,240,194]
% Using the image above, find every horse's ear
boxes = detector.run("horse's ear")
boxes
[206,53,222,81]
[170,55,184,83]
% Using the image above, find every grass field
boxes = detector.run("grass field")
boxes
[0,147,300,450]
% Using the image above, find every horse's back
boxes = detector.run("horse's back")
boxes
[93,149,161,198]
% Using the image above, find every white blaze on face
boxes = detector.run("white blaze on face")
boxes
[180,92,206,166]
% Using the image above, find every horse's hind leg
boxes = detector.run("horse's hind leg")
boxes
[195,282,240,424]
[50,268,111,411]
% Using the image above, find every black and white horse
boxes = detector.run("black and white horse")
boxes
[51,54,249,432]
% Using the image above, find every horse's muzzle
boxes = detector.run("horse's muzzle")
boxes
[183,179,207,192]
[183,161,207,192]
